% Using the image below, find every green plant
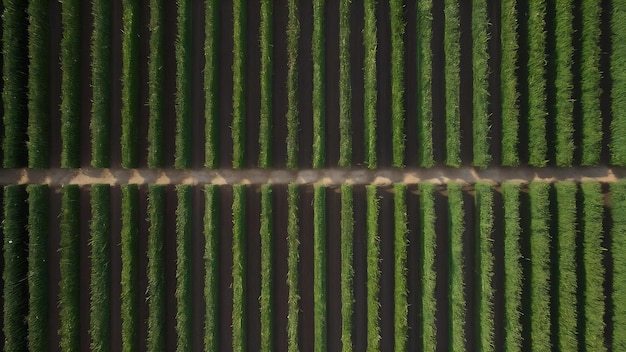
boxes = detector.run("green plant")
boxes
[475,182,494,350]
[287,183,300,351]
[91,0,111,167]
[394,183,408,350]
[419,183,436,351]
[472,0,490,168]
[287,0,300,169]
[232,0,246,168]
[366,185,380,351]
[312,0,325,168]
[176,185,192,349]
[554,0,575,166]
[445,0,460,167]
[314,184,327,351]
[28,0,49,168]
[341,184,354,350]
[391,0,406,167]
[61,0,81,168]
[90,185,111,352]
[203,185,219,350]
[259,0,273,168]
[121,184,139,352]
[175,0,192,169]
[612,1,626,165]
[364,0,377,168]
[59,185,80,351]
[147,185,165,350]
[417,0,433,167]
[527,0,548,166]
[148,0,164,168]
[122,0,140,168]
[500,0,520,166]
[232,184,247,351]
[205,0,219,168]
[260,185,274,350]
[448,182,465,351]
[611,180,626,348]
[339,0,352,167]
[502,182,522,350]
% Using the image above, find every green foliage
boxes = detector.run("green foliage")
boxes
[27,185,49,351]
[581,182,606,350]
[121,184,139,352]
[475,183,494,350]
[60,185,80,351]
[203,185,219,350]
[205,0,219,168]
[259,0,273,168]
[502,182,522,351]
[260,185,274,350]
[314,184,327,351]
[554,182,577,351]
[529,182,551,350]
[232,0,246,168]
[339,0,352,167]
[176,185,192,350]
[148,0,164,168]
[61,0,81,168]
[419,183,436,351]
[447,182,465,351]
[417,0,433,167]
[287,0,300,169]
[287,184,300,351]
[147,185,166,350]
[554,0,575,166]
[366,185,380,351]
[341,184,354,351]
[232,184,247,351]
[394,183,408,349]
[175,0,192,169]
[90,185,111,352]
[364,0,377,168]
[580,1,602,165]
[2,0,28,167]
[4,186,28,351]
[91,0,111,167]
[312,0,325,168]
[611,2,626,165]
[500,0,520,166]
[612,180,626,349]
[391,0,405,167]
[28,0,49,168]
[472,0,491,168]
[527,0,548,166]
[444,0,460,167]
[122,0,139,168]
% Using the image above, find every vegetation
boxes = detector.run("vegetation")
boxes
[205,0,219,168]
[90,185,111,352]
[203,185,219,350]
[121,184,139,352]
[232,184,247,351]
[366,185,380,350]
[447,182,465,350]
[232,0,246,168]
[364,0,377,168]
[175,0,192,169]
[475,182,494,350]
[500,0,520,166]
[394,184,409,349]
[612,180,626,349]
[148,0,164,168]
[472,0,490,167]
[28,0,49,168]
[260,185,274,350]
[122,0,140,168]
[444,0,461,167]
[417,0,433,167]
[341,184,354,350]
[527,0,548,166]
[61,0,81,168]
[147,185,166,350]
[287,184,300,351]
[314,184,327,351]
[612,1,626,165]
[4,186,28,351]
[339,0,352,167]
[502,182,522,350]
[390,0,406,167]
[259,0,273,168]
[419,183,437,351]
[554,0,574,166]
[91,0,111,167]
[312,0,325,168]
[287,0,300,169]
[580,1,602,165]
[175,185,192,349]
[27,185,49,351]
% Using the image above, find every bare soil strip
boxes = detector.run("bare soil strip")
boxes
[2,166,625,186]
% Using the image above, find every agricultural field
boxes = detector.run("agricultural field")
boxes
[2,0,626,351]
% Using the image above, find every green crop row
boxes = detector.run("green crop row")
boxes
[148,0,164,168]
[176,185,192,349]
[287,0,300,169]
[417,0,433,167]
[232,185,247,351]
[390,0,405,167]
[580,1,602,165]
[527,0,548,166]
[612,2,626,165]
[175,0,192,169]
[61,0,81,168]
[341,184,354,350]
[203,185,219,350]
[339,0,352,167]
[205,0,219,168]
[90,185,111,352]
[419,183,436,351]
[366,185,380,350]
[472,0,490,168]
[448,182,465,351]
[502,182,522,350]
[314,184,327,351]
[287,184,300,351]
[91,0,111,168]
[444,0,460,167]
[500,0,520,166]
[394,184,409,349]
[259,0,273,168]
[612,180,626,349]
[28,0,49,168]
[121,184,139,352]
[122,0,140,168]
[147,185,165,350]
[475,183,494,350]
[554,0,575,166]
[27,185,48,351]
[59,185,80,350]
[260,185,274,350]
[232,1,246,169]
[363,0,377,168]
[312,0,325,168]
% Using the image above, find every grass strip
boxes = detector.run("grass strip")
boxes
[417,0,434,167]
[147,0,164,168]
[4,186,28,351]
[502,182,522,350]
[90,185,111,352]
[445,0,461,167]
[232,0,246,168]
[91,0,111,167]
[472,0,490,168]
[232,185,247,351]
[314,185,327,351]
[366,185,380,350]
[61,0,81,168]
[554,182,577,351]
[581,182,606,350]
[341,184,354,350]
[339,0,352,167]
[580,0,602,165]
[121,185,139,352]
[27,185,49,351]
[260,185,273,350]
[287,0,300,169]
[147,185,166,350]
[259,0,272,168]
[287,184,300,351]
[554,0,575,166]
[475,183,494,350]
[363,0,377,168]
[28,0,49,168]
[175,0,192,169]
[527,0,548,166]
[448,182,465,350]
[390,0,406,167]
[500,0,520,166]
[529,182,551,349]
[394,184,409,349]
[2,0,28,167]
[419,183,437,351]
[205,0,218,168]
[611,2,626,165]
[122,0,140,168]
[312,0,325,168]
[176,185,192,349]
[59,185,80,351]
[612,180,626,348]
[203,185,219,350]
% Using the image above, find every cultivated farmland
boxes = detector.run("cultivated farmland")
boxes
[2,0,626,351]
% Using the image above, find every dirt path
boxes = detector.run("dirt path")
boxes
[3,166,625,186]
